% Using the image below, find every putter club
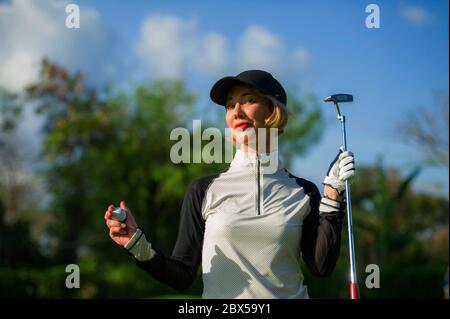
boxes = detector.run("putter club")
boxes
[323,93,360,299]
[323,94,353,103]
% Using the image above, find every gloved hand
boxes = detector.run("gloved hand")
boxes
[323,147,355,193]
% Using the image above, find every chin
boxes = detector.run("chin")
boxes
[233,126,257,146]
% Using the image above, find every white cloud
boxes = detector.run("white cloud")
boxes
[0,0,116,92]
[237,25,284,72]
[135,14,311,80]
[135,15,193,79]
[236,25,311,77]
[292,48,312,69]
[0,50,38,92]
[193,33,229,76]
[0,0,117,173]
[135,14,229,79]
[400,6,433,26]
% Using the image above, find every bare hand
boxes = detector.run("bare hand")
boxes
[104,201,138,247]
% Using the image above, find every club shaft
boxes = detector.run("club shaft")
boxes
[338,110,359,299]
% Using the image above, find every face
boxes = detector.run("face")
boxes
[225,85,273,138]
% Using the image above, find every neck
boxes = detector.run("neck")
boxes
[239,131,276,154]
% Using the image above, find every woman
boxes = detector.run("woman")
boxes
[104,70,355,299]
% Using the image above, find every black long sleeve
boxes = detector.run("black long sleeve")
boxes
[131,175,219,292]
[299,180,345,277]
[129,172,344,293]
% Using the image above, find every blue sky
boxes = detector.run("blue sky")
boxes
[0,0,448,196]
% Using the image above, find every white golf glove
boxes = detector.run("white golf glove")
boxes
[323,147,355,193]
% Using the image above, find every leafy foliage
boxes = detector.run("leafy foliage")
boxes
[0,59,447,298]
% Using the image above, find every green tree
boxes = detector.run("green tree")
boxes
[9,58,326,297]
[0,88,50,270]
[397,91,449,168]
[304,160,448,299]
[280,86,324,168]
[350,160,448,298]
[0,88,21,134]
[24,59,203,264]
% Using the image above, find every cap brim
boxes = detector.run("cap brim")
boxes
[210,76,256,106]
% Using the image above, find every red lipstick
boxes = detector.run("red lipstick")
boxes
[234,122,250,130]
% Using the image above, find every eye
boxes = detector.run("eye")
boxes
[225,103,235,110]
[242,96,256,104]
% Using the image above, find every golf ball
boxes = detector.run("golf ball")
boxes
[111,207,127,222]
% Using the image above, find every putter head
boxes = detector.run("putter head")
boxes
[323,94,353,104]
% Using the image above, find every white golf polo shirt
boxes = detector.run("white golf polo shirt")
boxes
[124,149,345,299]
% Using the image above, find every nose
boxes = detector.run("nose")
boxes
[232,102,245,119]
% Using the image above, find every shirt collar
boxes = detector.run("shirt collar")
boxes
[230,148,283,173]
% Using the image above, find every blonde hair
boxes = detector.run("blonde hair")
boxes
[227,85,290,144]
[262,94,289,135]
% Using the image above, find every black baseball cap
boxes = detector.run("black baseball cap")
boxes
[210,70,287,107]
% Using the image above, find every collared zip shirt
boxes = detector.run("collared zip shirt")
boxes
[128,149,345,299]
[200,149,311,298]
